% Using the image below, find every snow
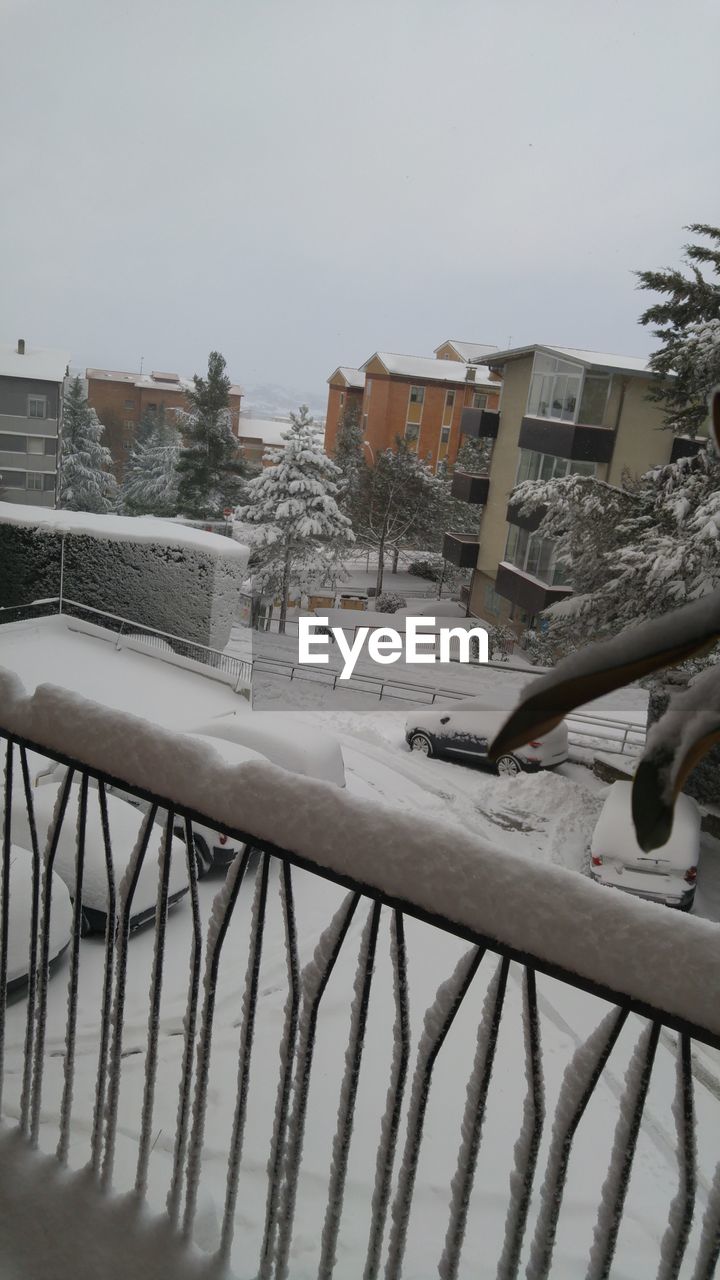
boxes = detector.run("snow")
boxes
[363,352,498,388]
[591,781,700,870]
[4,844,72,986]
[434,340,498,363]
[0,342,70,384]
[0,502,249,562]
[485,342,654,377]
[327,366,366,389]
[187,712,347,788]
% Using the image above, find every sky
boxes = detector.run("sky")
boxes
[1,0,718,410]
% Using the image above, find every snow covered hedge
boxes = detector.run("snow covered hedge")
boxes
[0,505,249,650]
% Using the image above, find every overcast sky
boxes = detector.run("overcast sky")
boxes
[1,0,718,406]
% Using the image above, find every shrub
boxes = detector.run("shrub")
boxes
[375,592,407,613]
[407,555,444,582]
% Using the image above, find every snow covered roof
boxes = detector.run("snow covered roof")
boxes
[327,367,366,390]
[484,344,659,378]
[0,503,249,561]
[237,414,292,447]
[0,342,70,384]
[86,367,244,397]
[363,352,497,388]
[434,340,498,363]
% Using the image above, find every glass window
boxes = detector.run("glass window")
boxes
[28,396,46,419]
[1,471,26,489]
[472,391,488,409]
[578,374,610,426]
[43,474,55,491]
[504,523,567,586]
[339,392,345,407]
[446,390,455,408]
[26,472,44,490]
[440,426,450,443]
[516,449,596,485]
[404,422,419,442]
[124,419,135,430]
[27,437,44,455]
[0,434,26,452]
[366,380,372,400]
[409,386,424,405]
[526,354,583,422]
[124,399,135,409]
[44,438,57,456]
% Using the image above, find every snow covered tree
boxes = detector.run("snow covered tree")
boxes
[333,402,368,524]
[355,439,443,595]
[237,406,353,632]
[121,411,181,516]
[454,433,494,473]
[638,223,720,434]
[57,377,119,513]
[175,351,247,517]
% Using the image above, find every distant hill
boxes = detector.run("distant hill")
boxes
[241,382,326,421]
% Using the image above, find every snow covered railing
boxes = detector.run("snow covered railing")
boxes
[0,678,719,1277]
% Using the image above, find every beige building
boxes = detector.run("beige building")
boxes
[444,343,701,631]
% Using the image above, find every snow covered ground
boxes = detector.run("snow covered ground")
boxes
[1,613,719,1276]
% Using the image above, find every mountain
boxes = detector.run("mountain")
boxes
[241,382,326,421]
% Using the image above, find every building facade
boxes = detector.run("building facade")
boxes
[0,340,70,508]
[444,344,691,631]
[325,343,500,470]
[86,367,243,480]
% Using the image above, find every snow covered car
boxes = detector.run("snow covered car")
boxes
[10,782,189,935]
[590,781,700,910]
[6,845,72,994]
[175,733,271,875]
[405,696,569,776]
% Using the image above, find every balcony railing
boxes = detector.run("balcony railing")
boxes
[494,560,573,616]
[450,470,490,505]
[442,532,481,568]
[459,407,500,439]
[518,416,615,463]
[0,677,718,1277]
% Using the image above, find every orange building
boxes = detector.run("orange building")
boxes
[325,342,500,470]
[86,367,243,480]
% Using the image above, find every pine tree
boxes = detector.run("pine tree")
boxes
[237,406,353,632]
[175,351,247,517]
[333,402,368,524]
[121,411,181,515]
[637,223,720,434]
[57,377,119,513]
[454,433,493,473]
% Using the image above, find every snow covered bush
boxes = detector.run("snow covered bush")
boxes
[407,555,445,581]
[121,412,181,516]
[374,592,407,613]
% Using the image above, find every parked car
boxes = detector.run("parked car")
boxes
[6,844,72,994]
[404,696,568,775]
[10,781,189,934]
[590,781,700,910]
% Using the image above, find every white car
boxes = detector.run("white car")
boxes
[405,695,569,776]
[10,781,189,935]
[6,845,72,994]
[590,781,700,910]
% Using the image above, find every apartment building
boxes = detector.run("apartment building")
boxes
[325,342,500,470]
[444,343,695,631]
[0,339,70,508]
[86,367,243,480]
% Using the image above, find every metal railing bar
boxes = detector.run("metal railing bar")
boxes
[319,900,383,1279]
[0,740,13,1116]
[166,815,203,1228]
[586,1021,661,1279]
[384,946,485,1279]
[438,956,510,1280]
[273,892,361,1280]
[18,746,42,1137]
[89,779,116,1176]
[258,861,301,1279]
[135,807,176,1197]
[29,766,76,1147]
[3,730,717,1050]
[218,851,271,1264]
[182,847,252,1242]
[692,1159,720,1280]
[100,803,159,1191]
[56,774,89,1166]
[495,967,545,1280]
[525,1006,629,1280]
[657,1033,697,1280]
[363,910,411,1280]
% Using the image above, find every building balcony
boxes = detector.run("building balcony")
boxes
[671,435,707,462]
[450,470,490,504]
[505,498,546,531]
[459,407,500,439]
[518,416,615,463]
[442,531,481,568]
[495,559,572,616]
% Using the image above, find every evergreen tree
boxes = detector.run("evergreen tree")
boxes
[121,410,181,515]
[237,406,353,632]
[638,223,720,434]
[57,377,119,513]
[175,351,247,517]
[454,433,494,473]
[333,402,368,524]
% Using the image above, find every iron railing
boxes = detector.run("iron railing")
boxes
[0,724,717,1278]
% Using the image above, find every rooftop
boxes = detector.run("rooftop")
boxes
[484,343,658,377]
[434,340,498,363]
[237,413,293,447]
[86,367,244,397]
[0,342,70,384]
[363,351,498,387]
[327,366,366,389]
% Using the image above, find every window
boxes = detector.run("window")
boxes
[146,402,157,414]
[437,424,451,467]
[124,420,135,430]
[44,438,57,456]
[409,386,424,405]
[124,399,135,410]
[28,395,46,419]
[27,437,44,455]
[339,392,345,408]
[504,524,570,587]
[0,434,26,452]
[472,391,488,410]
[122,441,132,450]
[515,450,596,485]
[0,471,26,489]
[526,354,610,426]
[485,584,501,614]
[404,422,420,452]
[26,472,44,490]
[440,426,451,443]
[366,379,372,400]
[446,390,455,408]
